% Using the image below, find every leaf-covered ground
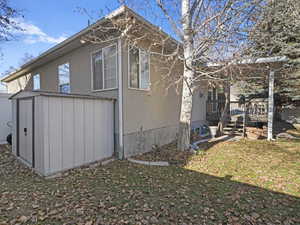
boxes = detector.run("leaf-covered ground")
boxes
[1,134,300,224]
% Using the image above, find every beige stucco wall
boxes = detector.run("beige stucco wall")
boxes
[122,43,179,135]
[122,42,207,135]
[7,41,118,99]
[7,74,32,93]
[121,40,207,156]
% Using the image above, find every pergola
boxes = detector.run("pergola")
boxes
[206,56,289,140]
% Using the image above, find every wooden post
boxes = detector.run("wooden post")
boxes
[267,70,275,141]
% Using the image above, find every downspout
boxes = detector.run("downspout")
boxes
[117,38,124,159]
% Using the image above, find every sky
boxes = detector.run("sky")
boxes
[0,0,124,91]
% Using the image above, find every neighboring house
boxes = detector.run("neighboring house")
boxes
[0,93,11,144]
[1,6,207,175]
[205,57,295,127]
[228,81,300,125]
[206,86,226,125]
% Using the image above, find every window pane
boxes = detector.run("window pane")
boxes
[212,88,217,101]
[58,63,70,93]
[208,91,212,101]
[103,45,117,89]
[129,47,139,88]
[140,50,150,89]
[93,51,103,90]
[59,83,70,93]
[33,74,40,90]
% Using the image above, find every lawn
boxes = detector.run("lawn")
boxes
[0,133,300,224]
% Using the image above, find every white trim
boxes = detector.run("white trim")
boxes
[127,87,151,92]
[91,43,118,91]
[58,62,71,93]
[33,73,40,90]
[91,88,118,93]
[117,39,124,159]
[205,56,289,67]
[208,87,218,113]
[127,45,151,91]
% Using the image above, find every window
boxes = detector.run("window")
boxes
[207,87,217,112]
[129,46,150,90]
[92,45,117,90]
[33,74,40,90]
[212,88,218,112]
[58,63,70,93]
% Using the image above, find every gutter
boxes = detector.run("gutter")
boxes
[205,56,289,68]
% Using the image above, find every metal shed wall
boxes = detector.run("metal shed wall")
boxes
[40,96,115,175]
[11,92,115,176]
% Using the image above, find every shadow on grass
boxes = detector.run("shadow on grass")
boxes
[1,145,299,224]
[274,121,300,138]
[197,135,237,151]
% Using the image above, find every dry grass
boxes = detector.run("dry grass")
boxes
[0,127,300,224]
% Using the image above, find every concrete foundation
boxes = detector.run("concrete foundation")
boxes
[123,120,207,158]
[123,125,178,158]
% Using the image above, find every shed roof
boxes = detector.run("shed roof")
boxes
[9,90,116,101]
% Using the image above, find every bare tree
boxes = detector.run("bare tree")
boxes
[18,52,34,66]
[153,0,263,149]
[82,1,263,150]
[0,0,21,42]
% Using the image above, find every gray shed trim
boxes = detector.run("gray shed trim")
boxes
[9,90,116,101]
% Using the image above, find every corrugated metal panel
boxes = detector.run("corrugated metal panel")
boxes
[43,96,50,174]
[74,98,85,167]
[34,96,44,173]
[41,96,114,175]
[48,97,63,173]
[11,100,17,155]
[61,98,75,170]
[18,98,33,165]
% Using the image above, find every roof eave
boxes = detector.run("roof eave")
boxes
[205,56,289,68]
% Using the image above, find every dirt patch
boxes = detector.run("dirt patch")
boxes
[132,142,193,165]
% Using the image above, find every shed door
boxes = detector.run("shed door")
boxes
[18,99,33,166]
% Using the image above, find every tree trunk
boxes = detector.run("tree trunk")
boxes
[177,0,194,151]
[217,83,230,136]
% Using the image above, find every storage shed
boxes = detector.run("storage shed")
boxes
[10,91,116,176]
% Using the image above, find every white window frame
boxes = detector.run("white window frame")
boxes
[128,45,151,91]
[58,62,71,93]
[212,87,218,113]
[91,44,118,92]
[33,73,40,90]
[208,87,218,113]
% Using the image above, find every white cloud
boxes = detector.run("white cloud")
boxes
[12,18,68,44]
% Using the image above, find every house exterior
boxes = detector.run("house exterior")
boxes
[1,6,207,172]
[0,93,11,144]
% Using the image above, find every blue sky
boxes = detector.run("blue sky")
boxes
[0,0,126,90]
